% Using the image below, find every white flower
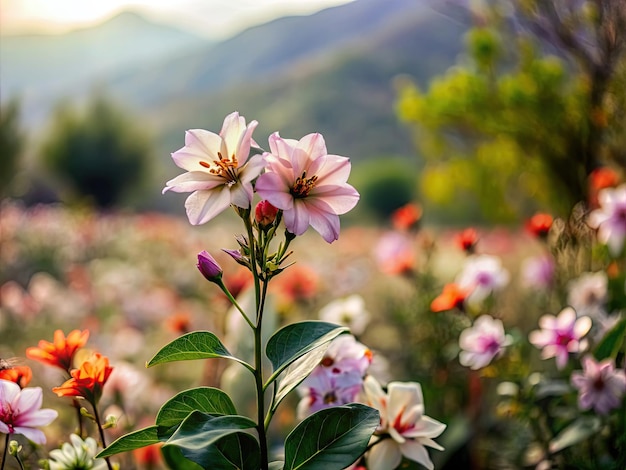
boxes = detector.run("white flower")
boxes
[567,271,608,319]
[458,315,513,370]
[455,254,509,305]
[588,184,626,256]
[361,376,446,470]
[48,434,107,470]
[318,295,371,335]
[163,112,264,225]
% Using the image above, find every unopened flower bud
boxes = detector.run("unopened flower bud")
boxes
[197,251,223,282]
[9,440,22,456]
[255,200,278,229]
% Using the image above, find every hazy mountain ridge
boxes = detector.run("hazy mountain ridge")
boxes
[0,11,209,108]
[2,0,470,176]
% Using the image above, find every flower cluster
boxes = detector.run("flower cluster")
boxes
[164,112,360,243]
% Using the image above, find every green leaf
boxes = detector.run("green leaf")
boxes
[97,426,160,458]
[549,416,602,453]
[283,403,379,470]
[147,331,252,371]
[266,322,348,383]
[156,387,237,428]
[272,346,329,412]
[594,317,626,361]
[164,411,258,470]
[162,445,203,470]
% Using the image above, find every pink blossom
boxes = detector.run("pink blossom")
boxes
[588,184,626,256]
[0,379,58,444]
[571,356,626,415]
[455,254,510,305]
[163,112,264,225]
[296,367,364,419]
[255,132,359,243]
[458,315,512,370]
[316,334,373,376]
[360,376,446,470]
[529,307,592,370]
[520,254,555,290]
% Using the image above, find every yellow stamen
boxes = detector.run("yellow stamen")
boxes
[199,151,239,182]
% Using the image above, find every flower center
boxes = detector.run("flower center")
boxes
[200,152,239,183]
[556,333,572,346]
[323,391,337,404]
[291,172,318,198]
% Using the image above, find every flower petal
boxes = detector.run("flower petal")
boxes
[185,187,232,225]
[400,440,435,470]
[367,439,402,470]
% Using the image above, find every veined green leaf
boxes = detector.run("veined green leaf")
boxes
[164,411,258,470]
[97,426,160,458]
[156,387,237,427]
[147,331,252,371]
[283,403,379,470]
[272,346,329,412]
[265,322,348,384]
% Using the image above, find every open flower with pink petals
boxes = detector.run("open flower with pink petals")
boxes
[163,112,265,225]
[458,315,513,370]
[529,307,592,369]
[0,379,58,445]
[360,376,446,470]
[571,356,626,415]
[588,184,626,256]
[255,132,359,243]
[455,254,510,305]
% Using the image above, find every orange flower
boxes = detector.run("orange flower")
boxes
[525,213,553,238]
[0,363,32,388]
[53,353,113,406]
[26,329,89,371]
[166,311,192,335]
[430,283,467,312]
[455,228,478,253]
[391,203,422,231]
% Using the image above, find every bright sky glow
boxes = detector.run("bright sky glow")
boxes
[0,0,356,38]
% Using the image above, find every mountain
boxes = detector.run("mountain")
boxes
[2,0,471,204]
[0,11,209,122]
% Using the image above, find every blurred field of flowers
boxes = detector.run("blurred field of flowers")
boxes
[2,177,625,468]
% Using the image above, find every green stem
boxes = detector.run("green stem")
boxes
[218,282,255,330]
[92,403,113,470]
[1,434,8,470]
[243,213,269,470]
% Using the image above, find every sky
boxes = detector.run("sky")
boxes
[0,0,356,39]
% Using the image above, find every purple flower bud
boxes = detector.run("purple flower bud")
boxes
[197,251,223,282]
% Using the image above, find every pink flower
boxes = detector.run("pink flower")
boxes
[520,254,555,290]
[458,315,512,370]
[255,132,359,243]
[317,334,373,376]
[361,376,446,470]
[296,367,364,419]
[571,356,626,415]
[0,379,58,444]
[529,307,592,370]
[455,254,510,305]
[163,112,265,225]
[588,184,626,256]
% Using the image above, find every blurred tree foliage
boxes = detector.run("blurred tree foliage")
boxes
[0,98,24,194]
[396,0,626,222]
[350,157,418,222]
[41,95,152,208]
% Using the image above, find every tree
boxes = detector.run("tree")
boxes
[41,95,152,208]
[396,0,626,221]
[0,99,24,195]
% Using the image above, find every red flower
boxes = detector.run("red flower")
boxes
[0,363,32,388]
[53,353,113,406]
[26,329,89,372]
[391,203,422,231]
[525,213,553,239]
[589,167,620,208]
[455,228,478,253]
[430,284,467,312]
